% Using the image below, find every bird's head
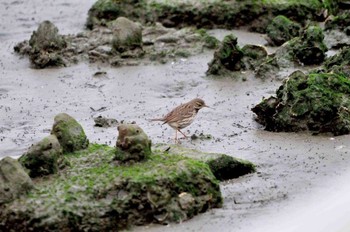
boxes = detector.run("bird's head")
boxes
[192,98,209,110]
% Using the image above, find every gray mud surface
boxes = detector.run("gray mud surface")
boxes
[2,1,350,232]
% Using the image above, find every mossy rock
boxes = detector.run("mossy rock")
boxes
[0,144,222,231]
[293,26,328,65]
[0,157,33,205]
[51,113,89,153]
[241,44,268,70]
[110,17,143,53]
[19,135,63,178]
[115,124,152,163]
[19,20,67,68]
[206,34,245,75]
[324,46,350,76]
[252,70,350,135]
[86,0,328,31]
[266,15,301,46]
[325,13,350,33]
[153,144,255,181]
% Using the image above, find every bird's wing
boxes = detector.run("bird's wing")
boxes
[163,103,192,123]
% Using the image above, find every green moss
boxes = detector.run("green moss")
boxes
[51,113,89,153]
[1,143,222,230]
[86,0,328,30]
[266,15,301,46]
[252,71,350,135]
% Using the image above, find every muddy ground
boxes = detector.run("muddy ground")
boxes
[1,1,350,232]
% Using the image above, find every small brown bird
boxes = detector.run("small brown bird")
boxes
[151,98,209,142]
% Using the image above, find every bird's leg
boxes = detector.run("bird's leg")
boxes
[174,130,178,143]
[178,129,187,138]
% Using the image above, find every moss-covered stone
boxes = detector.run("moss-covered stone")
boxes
[266,15,301,46]
[0,144,222,231]
[206,34,245,75]
[324,46,350,76]
[153,144,255,181]
[0,157,33,205]
[252,71,350,135]
[86,0,328,31]
[19,135,63,178]
[51,113,89,153]
[257,25,327,77]
[16,20,67,68]
[241,44,268,70]
[110,17,143,53]
[325,13,350,33]
[292,26,328,65]
[114,124,152,163]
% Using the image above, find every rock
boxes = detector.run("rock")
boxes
[292,26,328,65]
[178,192,195,210]
[257,25,328,78]
[0,144,222,230]
[0,157,33,204]
[29,20,67,52]
[324,46,350,76]
[19,135,63,178]
[266,15,301,46]
[252,71,350,135]
[114,124,152,162]
[206,34,245,75]
[110,17,143,53]
[86,0,327,32]
[325,13,350,32]
[153,144,255,181]
[241,44,268,70]
[93,115,118,128]
[26,20,67,68]
[51,113,89,153]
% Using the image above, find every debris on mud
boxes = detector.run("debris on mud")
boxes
[14,19,218,68]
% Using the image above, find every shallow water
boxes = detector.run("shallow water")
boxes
[1,1,350,232]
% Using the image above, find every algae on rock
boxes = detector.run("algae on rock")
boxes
[0,157,33,205]
[0,144,222,231]
[19,135,63,178]
[153,144,255,181]
[14,20,67,68]
[252,70,350,135]
[51,113,89,153]
[206,34,268,76]
[266,15,301,46]
[115,124,152,162]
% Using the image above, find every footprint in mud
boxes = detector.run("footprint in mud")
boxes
[156,80,202,98]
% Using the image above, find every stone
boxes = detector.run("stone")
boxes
[153,144,255,181]
[27,20,67,68]
[0,144,222,231]
[19,135,63,178]
[51,113,89,153]
[114,124,151,162]
[252,71,350,135]
[93,115,118,128]
[110,17,143,52]
[206,34,245,75]
[0,157,33,204]
[266,15,301,46]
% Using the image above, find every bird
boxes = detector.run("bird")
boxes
[150,98,209,142]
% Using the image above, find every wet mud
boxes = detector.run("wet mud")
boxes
[2,1,350,232]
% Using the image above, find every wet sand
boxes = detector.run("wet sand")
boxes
[1,1,350,232]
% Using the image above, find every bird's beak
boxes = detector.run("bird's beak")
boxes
[204,104,211,109]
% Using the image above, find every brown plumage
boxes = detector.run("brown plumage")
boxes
[151,98,209,142]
